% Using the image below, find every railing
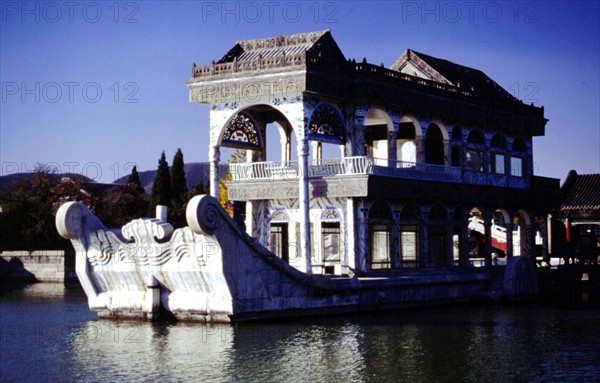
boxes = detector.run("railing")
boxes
[193,53,307,78]
[353,62,474,97]
[229,157,461,183]
[230,161,299,181]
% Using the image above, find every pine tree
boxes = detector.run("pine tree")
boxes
[127,165,145,195]
[191,179,207,196]
[148,151,172,217]
[170,148,188,228]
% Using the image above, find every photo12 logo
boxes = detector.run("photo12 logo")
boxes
[1,82,139,104]
[200,1,340,23]
[1,2,140,24]
[399,1,539,23]
[2,161,139,183]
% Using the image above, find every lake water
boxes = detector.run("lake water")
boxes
[1,283,600,383]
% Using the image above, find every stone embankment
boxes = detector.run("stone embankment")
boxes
[0,250,76,283]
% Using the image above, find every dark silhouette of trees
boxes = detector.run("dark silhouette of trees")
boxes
[97,166,149,228]
[0,166,93,250]
[148,151,172,217]
[127,165,145,195]
[170,148,188,228]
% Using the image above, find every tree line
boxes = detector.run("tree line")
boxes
[0,148,224,251]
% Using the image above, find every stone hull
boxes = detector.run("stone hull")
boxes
[56,196,507,323]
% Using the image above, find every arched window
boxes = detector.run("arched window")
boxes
[308,103,345,143]
[451,127,463,167]
[425,124,444,165]
[221,112,262,151]
[397,122,417,163]
[466,130,485,172]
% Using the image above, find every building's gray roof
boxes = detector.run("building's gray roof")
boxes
[217,29,343,63]
[391,49,521,104]
[561,170,600,211]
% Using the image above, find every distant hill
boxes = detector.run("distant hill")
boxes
[0,172,97,194]
[0,163,230,196]
[114,162,229,193]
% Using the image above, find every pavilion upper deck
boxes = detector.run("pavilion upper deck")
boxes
[228,157,528,189]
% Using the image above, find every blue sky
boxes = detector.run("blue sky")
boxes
[1,1,598,183]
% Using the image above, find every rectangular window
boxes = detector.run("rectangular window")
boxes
[269,223,289,262]
[466,150,483,171]
[511,157,523,177]
[371,225,390,269]
[400,229,419,268]
[492,153,505,174]
[322,222,341,261]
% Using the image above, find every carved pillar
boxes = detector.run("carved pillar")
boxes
[506,223,514,258]
[256,121,267,161]
[388,130,398,161]
[420,213,429,268]
[443,139,450,166]
[391,222,401,269]
[521,224,534,259]
[415,136,424,164]
[460,223,470,268]
[354,111,366,156]
[483,215,493,267]
[446,225,454,268]
[244,150,260,237]
[356,200,369,273]
[345,198,355,272]
[257,201,270,248]
[310,141,322,165]
[298,138,312,273]
[209,145,220,199]
[547,214,553,257]
[280,137,288,163]
[245,201,255,237]
[339,144,346,159]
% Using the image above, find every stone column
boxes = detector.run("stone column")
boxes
[256,121,267,161]
[420,216,429,268]
[298,138,312,273]
[388,130,398,162]
[547,214,553,257]
[460,223,470,268]
[506,223,514,258]
[354,111,366,156]
[209,145,220,199]
[446,225,454,267]
[443,139,450,166]
[345,198,355,272]
[483,216,493,267]
[280,136,288,163]
[391,222,401,269]
[356,201,369,273]
[521,224,534,259]
[415,136,424,164]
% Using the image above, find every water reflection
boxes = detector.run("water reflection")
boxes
[2,284,600,382]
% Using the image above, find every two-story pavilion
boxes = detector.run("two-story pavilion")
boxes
[186,30,559,276]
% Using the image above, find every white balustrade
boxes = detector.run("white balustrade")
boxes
[229,157,461,183]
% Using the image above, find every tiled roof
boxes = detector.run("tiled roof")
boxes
[217,29,337,63]
[561,170,600,211]
[391,49,520,104]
